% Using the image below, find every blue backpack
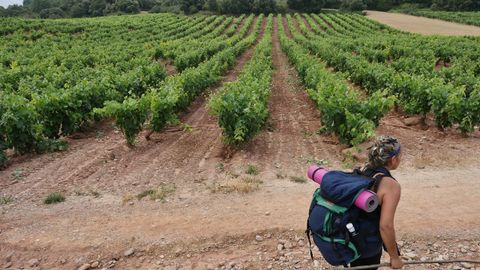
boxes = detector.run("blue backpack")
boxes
[305,169,384,266]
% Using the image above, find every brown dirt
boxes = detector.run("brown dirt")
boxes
[158,58,177,76]
[308,14,327,32]
[301,15,313,31]
[434,58,451,71]
[221,17,236,35]
[281,16,292,39]
[366,10,480,36]
[291,16,303,35]
[232,16,247,35]
[317,14,334,30]
[1,15,480,270]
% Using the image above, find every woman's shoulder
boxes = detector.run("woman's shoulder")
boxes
[377,176,401,196]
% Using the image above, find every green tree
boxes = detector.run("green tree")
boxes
[287,0,325,12]
[31,0,50,13]
[116,0,140,13]
[340,0,366,10]
[58,0,76,12]
[180,0,191,13]
[217,0,253,14]
[431,0,478,10]
[71,0,90,17]
[181,0,204,14]
[206,0,217,11]
[90,0,106,15]
[2,4,30,17]
[364,0,393,10]
[138,0,156,10]
[39,7,65,18]
[252,0,276,13]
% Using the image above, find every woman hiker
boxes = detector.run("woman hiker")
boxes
[351,135,404,269]
[307,135,404,269]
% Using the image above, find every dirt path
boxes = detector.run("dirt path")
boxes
[281,16,293,38]
[222,15,343,195]
[1,15,480,270]
[366,10,480,36]
[158,58,177,76]
[300,14,313,31]
[221,17,236,35]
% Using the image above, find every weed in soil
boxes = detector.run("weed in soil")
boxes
[95,131,105,139]
[342,150,356,169]
[219,177,263,194]
[74,190,101,198]
[137,184,176,201]
[123,193,134,203]
[303,156,329,166]
[11,168,24,180]
[246,164,259,175]
[216,163,225,172]
[44,192,65,204]
[0,195,14,205]
[289,176,307,183]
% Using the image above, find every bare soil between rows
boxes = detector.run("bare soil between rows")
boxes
[1,16,480,270]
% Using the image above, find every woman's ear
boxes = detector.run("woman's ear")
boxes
[390,155,401,169]
[387,156,398,169]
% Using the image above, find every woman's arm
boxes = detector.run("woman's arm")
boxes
[379,178,404,269]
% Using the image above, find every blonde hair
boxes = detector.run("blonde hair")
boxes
[366,136,401,169]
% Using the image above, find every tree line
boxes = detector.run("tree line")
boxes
[0,0,478,19]
[336,0,479,12]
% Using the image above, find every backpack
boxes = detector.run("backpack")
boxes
[305,168,384,266]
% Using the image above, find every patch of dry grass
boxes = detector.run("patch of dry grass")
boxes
[289,176,307,183]
[122,193,134,204]
[211,177,263,194]
[137,184,176,201]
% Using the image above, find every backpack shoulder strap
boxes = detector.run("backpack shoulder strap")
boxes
[306,189,319,261]
[370,172,385,193]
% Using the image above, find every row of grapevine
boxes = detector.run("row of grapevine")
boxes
[308,13,480,89]
[156,15,243,59]
[0,14,237,167]
[397,10,480,27]
[155,15,220,43]
[0,15,214,96]
[168,16,255,71]
[158,16,248,58]
[293,13,480,134]
[96,15,265,145]
[280,15,394,145]
[209,15,273,145]
[317,16,480,77]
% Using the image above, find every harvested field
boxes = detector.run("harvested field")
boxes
[366,10,480,36]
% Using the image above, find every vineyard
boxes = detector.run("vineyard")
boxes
[396,9,480,27]
[1,12,480,166]
[1,11,480,270]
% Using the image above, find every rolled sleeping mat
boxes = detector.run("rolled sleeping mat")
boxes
[306,165,379,212]
[307,165,328,185]
[354,189,379,213]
